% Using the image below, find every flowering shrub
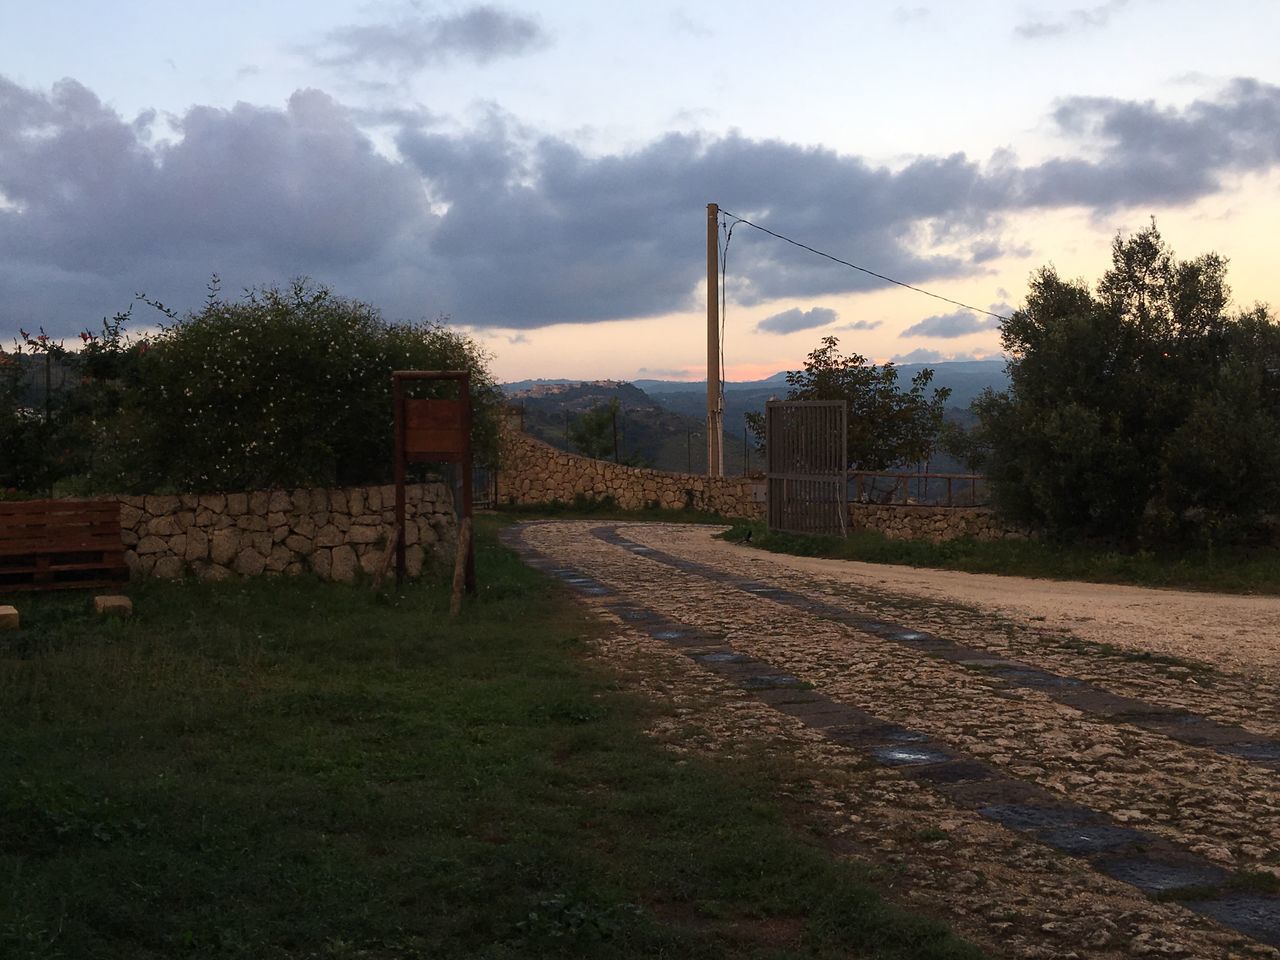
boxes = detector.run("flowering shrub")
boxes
[0,282,501,495]
[117,280,501,492]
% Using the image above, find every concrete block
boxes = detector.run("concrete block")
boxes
[94,595,133,618]
[0,605,17,630]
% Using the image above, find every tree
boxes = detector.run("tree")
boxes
[972,222,1280,545]
[746,336,951,470]
[567,398,619,461]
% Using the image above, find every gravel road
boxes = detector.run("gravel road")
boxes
[511,520,1280,959]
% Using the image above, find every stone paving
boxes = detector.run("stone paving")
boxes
[508,520,1280,959]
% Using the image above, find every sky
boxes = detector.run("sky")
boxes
[2,0,1279,382]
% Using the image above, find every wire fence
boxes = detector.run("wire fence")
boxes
[849,471,988,507]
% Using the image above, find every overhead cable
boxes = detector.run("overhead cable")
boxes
[717,208,1012,322]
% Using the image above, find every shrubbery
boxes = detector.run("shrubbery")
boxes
[1,280,501,495]
[972,223,1280,546]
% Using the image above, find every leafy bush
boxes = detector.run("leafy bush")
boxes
[116,280,501,492]
[0,281,502,495]
[972,222,1280,545]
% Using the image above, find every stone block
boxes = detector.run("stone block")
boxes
[0,606,18,630]
[315,524,343,547]
[197,562,232,582]
[94,595,134,617]
[268,490,291,513]
[185,528,209,562]
[119,503,143,528]
[346,524,382,544]
[330,545,358,583]
[309,547,332,580]
[284,534,313,555]
[199,494,227,512]
[210,528,240,565]
[153,556,184,579]
[226,493,248,515]
[266,544,293,573]
[234,548,266,577]
[136,535,166,555]
[248,491,270,516]
[405,544,425,577]
[144,494,179,516]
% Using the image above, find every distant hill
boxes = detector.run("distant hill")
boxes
[499,359,1008,476]
[504,380,752,474]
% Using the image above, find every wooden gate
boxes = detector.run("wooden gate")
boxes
[765,400,847,536]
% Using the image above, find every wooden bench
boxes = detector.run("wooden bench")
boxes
[0,498,128,593]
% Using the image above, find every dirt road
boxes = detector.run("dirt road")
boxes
[509,520,1280,959]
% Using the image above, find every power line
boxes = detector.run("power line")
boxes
[717,208,1012,322]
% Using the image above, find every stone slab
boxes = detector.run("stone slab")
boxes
[94,595,133,618]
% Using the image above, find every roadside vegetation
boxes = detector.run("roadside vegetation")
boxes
[0,516,985,960]
[721,519,1280,595]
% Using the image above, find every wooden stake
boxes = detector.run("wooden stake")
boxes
[371,525,400,592]
[450,517,472,617]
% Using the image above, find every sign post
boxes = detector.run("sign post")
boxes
[392,370,475,593]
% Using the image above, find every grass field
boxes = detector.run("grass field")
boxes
[0,516,984,959]
[722,520,1280,595]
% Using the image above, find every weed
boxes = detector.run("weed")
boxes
[721,520,1280,595]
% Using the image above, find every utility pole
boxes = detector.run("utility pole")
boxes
[706,202,724,477]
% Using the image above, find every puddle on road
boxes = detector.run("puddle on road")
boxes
[871,744,955,766]
[1098,856,1230,893]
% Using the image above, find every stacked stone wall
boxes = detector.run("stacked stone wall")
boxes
[850,503,1034,543]
[494,418,1034,541]
[497,426,764,519]
[115,482,455,582]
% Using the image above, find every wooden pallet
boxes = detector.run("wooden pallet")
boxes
[0,498,128,593]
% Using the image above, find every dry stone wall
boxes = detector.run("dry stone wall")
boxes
[114,482,455,582]
[497,425,765,519]
[495,419,1033,541]
[850,503,1034,543]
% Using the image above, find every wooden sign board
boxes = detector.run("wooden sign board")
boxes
[392,371,475,594]
[404,398,468,462]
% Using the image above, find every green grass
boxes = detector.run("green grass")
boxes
[722,520,1280,595]
[0,517,985,959]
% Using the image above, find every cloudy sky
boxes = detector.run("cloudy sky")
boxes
[2,1,1279,381]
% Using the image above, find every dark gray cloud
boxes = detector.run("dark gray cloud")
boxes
[1015,78,1280,208]
[2,74,1280,342]
[755,306,838,334]
[309,5,547,72]
[1016,0,1130,38]
[901,310,1000,338]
